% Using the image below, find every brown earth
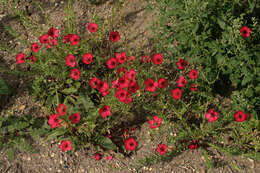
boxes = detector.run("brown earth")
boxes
[0,0,260,173]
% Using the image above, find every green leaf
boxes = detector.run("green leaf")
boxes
[0,77,12,94]
[5,148,15,161]
[46,128,66,141]
[217,18,226,30]
[94,135,117,150]
[61,87,77,94]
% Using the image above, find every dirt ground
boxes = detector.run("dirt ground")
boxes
[0,0,260,172]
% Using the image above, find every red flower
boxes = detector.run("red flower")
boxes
[112,79,119,88]
[28,55,36,63]
[190,84,198,92]
[156,144,167,156]
[106,156,113,160]
[59,140,72,152]
[101,90,110,97]
[69,113,80,124]
[205,109,218,123]
[99,105,111,118]
[152,53,163,65]
[82,53,93,64]
[70,68,80,80]
[48,114,59,128]
[158,78,167,88]
[124,92,133,104]
[125,137,137,151]
[176,76,187,87]
[234,110,247,122]
[65,54,76,67]
[87,23,98,33]
[94,153,101,160]
[122,128,129,138]
[64,34,73,43]
[39,34,50,44]
[56,104,67,116]
[116,52,126,64]
[89,77,100,89]
[128,81,139,93]
[115,88,128,102]
[48,27,59,38]
[126,69,136,81]
[31,42,40,53]
[69,34,79,46]
[240,26,251,37]
[106,57,118,69]
[117,67,127,76]
[109,31,120,42]
[144,79,157,92]
[16,53,26,64]
[188,140,198,150]
[148,115,162,129]
[189,69,198,79]
[97,81,109,92]
[118,77,130,89]
[142,56,151,63]
[177,59,186,70]
[171,88,182,100]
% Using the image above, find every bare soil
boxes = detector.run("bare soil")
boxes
[0,0,260,173]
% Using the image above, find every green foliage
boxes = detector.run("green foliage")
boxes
[0,77,12,94]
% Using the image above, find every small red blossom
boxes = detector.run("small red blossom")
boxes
[116,52,127,64]
[115,88,128,102]
[117,67,127,76]
[99,105,111,118]
[70,68,80,80]
[87,23,98,32]
[125,137,137,151]
[39,34,50,44]
[124,92,133,104]
[69,34,79,46]
[51,39,57,46]
[109,31,120,42]
[152,53,163,65]
[234,110,247,122]
[126,70,136,81]
[176,76,187,87]
[69,113,80,124]
[101,90,110,97]
[177,59,186,70]
[31,42,40,53]
[28,55,36,63]
[97,81,109,93]
[106,57,118,69]
[158,78,167,88]
[82,53,93,64]
[240,26,251,37]
[205,109,218,123]
[188,140,198,150]
[189,69,198,79]
[89,77,100,89]
[142,56,151,63]
[148,115,162,129]
[56,104,67,116]
[156,144,167,156]
[190,84,198,92]
[48,114,60,128]
[64,34,73,43]
[65,54,76,67]
[16,53,26,64]
[59,140,72,152]
[94,153,101,160]
[118,77,130,89]
[112,79,119,88]
[106,156,113,160]
[128,81,139,93]
[171,88,182,100]
[48,27,59,38]
[144,79,157,92]
[122,128,129,138]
